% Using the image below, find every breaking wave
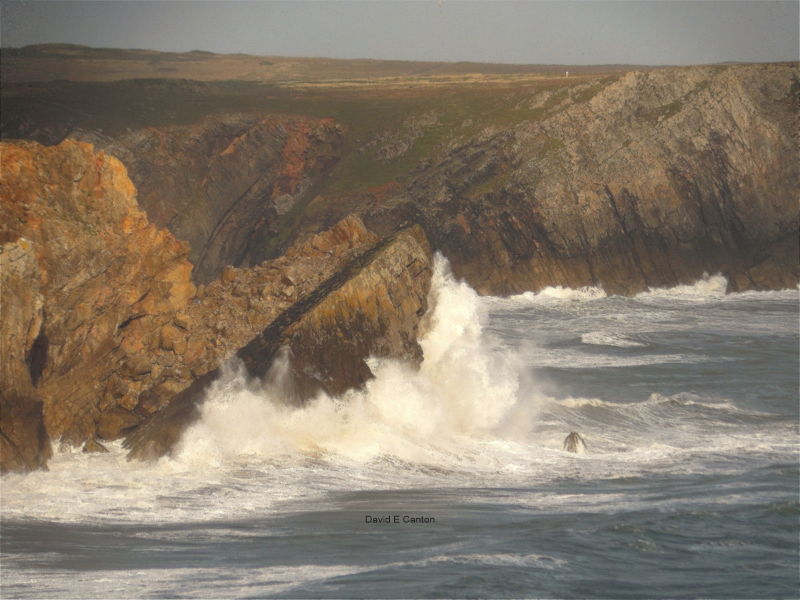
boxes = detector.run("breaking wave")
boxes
[1,256,795,526]
[498,271,781,307]
[580,331,646,348]
[174,254,531,467]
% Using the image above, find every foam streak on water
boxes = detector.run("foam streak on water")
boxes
[2,257,798,598]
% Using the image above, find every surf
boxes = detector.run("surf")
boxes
[1,257,796,527]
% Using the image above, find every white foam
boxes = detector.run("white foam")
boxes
[174,254,526,468]
[503,285,607,305]
[494,273,797,307]
[525,350,712,369]
[1,256,794,526]
[555,397,618,408]
[637,272,728,300]
[398,552,567,569]
[0,564,365,599]
[581,331,646,348]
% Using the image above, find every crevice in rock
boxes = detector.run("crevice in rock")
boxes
[25,328,48,387]
[117,313,147,330]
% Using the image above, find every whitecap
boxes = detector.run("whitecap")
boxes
[581,331,646,347]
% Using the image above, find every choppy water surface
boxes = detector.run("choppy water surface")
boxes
[2,258,798,599]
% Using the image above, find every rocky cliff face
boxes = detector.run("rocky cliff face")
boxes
[0,238,51,472]
[369,64,799,294]
[0,140,433,472]
[1,139,197,458]
[125,225,432,461]
[3,63,795,296]
[2,63,796,470]
[78,114,345,283]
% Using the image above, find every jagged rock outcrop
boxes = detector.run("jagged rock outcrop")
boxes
[125,225,432,461]
[0,139,433,472]
[80,114,345,283]
[1,139,198,456]
[0,238,51,472]
[241,225,431,398]
[370,63,799,294]
[3,63,795,296]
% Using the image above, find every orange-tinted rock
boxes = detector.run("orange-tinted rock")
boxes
[0,139,195,457]
[125,223,433,461]
[1,140,418,471]
[97,407,141,440]
[278,226,432,398]
[0,238,52,473]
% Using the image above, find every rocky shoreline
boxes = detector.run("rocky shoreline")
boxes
[0,141,432,472]
[1,61,797,474]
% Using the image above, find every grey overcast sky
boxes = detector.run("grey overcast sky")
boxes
[1,1,797,65]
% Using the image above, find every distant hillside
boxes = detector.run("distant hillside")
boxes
[1,43,647,84]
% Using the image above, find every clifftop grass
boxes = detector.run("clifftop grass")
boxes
[2,74,613,198]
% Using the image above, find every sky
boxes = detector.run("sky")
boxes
[1,0,797,65]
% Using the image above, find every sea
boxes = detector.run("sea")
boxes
[1,255,798,599]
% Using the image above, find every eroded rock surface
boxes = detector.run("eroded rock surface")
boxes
[0,238,51,472]
[1,139,432,471]
[1,139,197,453]
[83,114,345,283]
[124,225,433,461]
[4,64,794,296]
[372,64,799,294]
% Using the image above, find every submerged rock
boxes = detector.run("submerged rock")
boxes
[563,432,587,454]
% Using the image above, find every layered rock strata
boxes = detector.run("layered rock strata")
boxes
[0,140,432,472]
[125,226,432,461]
[370,64,799,294]
[84,114,345,283]
[3,64,795,295]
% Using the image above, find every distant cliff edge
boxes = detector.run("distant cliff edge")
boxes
[4,62,796,295]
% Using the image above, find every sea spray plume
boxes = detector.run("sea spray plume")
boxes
[172,254,538,468]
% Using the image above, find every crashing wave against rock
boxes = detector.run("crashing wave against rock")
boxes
[0,140,433,472]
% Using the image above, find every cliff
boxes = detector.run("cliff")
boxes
[1,60,796,469]
[1,139,197,458]
[125,225,432,461]
[94,114,345,283]
[0,238,51,472]
[3,62,794,296]
[377,64,799,295]
[0,140,433,472]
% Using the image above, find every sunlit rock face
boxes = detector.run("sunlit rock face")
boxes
[1,140,433,471]
[125,224,433,462]
[1,139,197,464]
